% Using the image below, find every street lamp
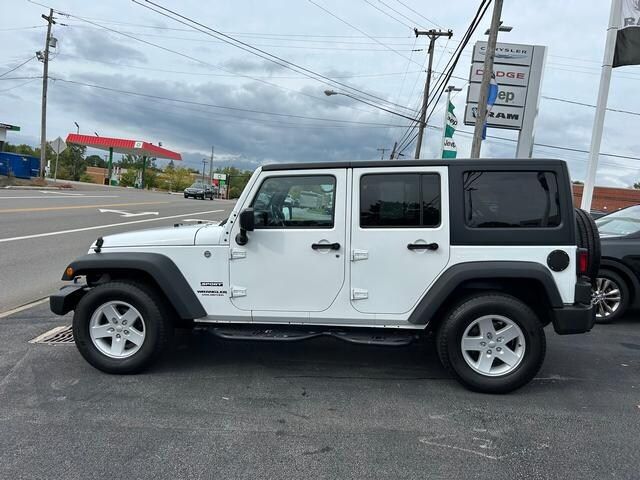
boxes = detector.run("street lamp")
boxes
[323,90,423,125]
[202,159,207,185]
[74,121,79,134]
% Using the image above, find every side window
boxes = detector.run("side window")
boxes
[464,171,561,228]
[360,173,441,228]
[251,175,335,229]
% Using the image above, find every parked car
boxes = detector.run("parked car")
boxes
[184,183,214,200]
[51,159,597,394]
[593,205,640,323]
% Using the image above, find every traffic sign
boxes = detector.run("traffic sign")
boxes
[49,137,66,154]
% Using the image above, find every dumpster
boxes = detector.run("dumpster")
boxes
[0,152,40,178]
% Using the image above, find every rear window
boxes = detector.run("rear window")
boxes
[464,171,560,228]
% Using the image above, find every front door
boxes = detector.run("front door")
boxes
[229,169,346,313]
[350,167,450,315]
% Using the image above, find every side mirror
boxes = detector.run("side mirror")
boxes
[236,208,255,245]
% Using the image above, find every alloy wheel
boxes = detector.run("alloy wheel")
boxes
[593,277,622,319]
[460,314,526,377]
[89,301,146,359]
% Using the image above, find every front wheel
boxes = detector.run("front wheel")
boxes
[437,293,546,394]
[73,281,172,374]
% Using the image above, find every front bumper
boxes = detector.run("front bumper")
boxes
[551,278,595,335]
[50,284,87,316]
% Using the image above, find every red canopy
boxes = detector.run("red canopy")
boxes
[66,134,182,161]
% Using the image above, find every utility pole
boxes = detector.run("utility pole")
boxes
[39,9,55,177]
[390,141,398,159]
[201,159,207,185]
[470,0,504,158]
[209,146,214,186]
[376,147,388,160]
[414,28,453,159]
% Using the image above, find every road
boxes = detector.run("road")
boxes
[0,183,235,312]
[0,303,638,479]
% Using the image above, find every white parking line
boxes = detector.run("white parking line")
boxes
[0,209,226,243]
[0,195,118,199]
[38,191,84,196]
[0,298,49,319]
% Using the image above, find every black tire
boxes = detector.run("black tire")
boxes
[73,281,173,374]
[437,293,546,394]
[184,194,188,198]
[575,208,601,281]
[593,269,630,324]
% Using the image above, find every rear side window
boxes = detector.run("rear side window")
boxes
[360,173,441,228]
[464,171,560,228]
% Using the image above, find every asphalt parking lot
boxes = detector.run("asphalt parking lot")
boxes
[1,303,638,480]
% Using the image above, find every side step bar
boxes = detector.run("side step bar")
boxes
[209,326,419,347]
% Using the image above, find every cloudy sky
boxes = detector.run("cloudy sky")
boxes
[2,0,640,186]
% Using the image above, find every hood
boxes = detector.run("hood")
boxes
[97,224,206,248]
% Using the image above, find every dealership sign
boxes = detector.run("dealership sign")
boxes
[465,41,547,142]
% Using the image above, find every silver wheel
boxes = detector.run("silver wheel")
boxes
[460,315,526,377]
[89,301,146,359]
[593,277,622,319]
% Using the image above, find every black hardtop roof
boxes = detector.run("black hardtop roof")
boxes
[261,158,568,171]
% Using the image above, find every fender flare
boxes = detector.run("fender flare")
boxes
[62,252,206,319]
[408,261,564,324]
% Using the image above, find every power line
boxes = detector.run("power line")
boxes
[377,0,432,30]
[0,25,45,31]
[0,78,39,93]
[362,0,414,30]
[0,56,36,78]
[132,0,418,113]
[50,79,410,130]
[54,10,404,118]
[307,0,424,69]
[57,53,424,79]
[392,0,443,28]
[542,95,640,117]
[50,77,416,127]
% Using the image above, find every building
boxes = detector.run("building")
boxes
[85,166,127,185]
[572,184,640,212]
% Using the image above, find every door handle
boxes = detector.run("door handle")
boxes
[312,242,341,250]
[407,242,438,251]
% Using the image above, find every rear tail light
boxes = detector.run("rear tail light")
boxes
[577,249,589,275]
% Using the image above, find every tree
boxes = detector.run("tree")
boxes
[634,182,640,189]
[56,144,87,181]
[85,154,106,168]
[119,169,138,187]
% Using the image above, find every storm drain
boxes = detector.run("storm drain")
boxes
[30,325,74,345]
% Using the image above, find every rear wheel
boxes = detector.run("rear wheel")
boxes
[73,281,172,374]
[593,269,629,324]
[437,293,546,393]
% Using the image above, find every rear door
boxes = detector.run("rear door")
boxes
[350,167,450,315]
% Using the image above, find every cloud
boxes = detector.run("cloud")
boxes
[63,28,147,64]
[47,72,395,171]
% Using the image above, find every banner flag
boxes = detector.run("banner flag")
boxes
[442,100,458,159]
[614,0,640,67]
[483,73,500,140]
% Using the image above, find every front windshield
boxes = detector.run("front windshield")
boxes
[189,183,203,189]
[596,205,640,237]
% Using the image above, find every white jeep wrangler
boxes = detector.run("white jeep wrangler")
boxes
[51,159,598,393]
